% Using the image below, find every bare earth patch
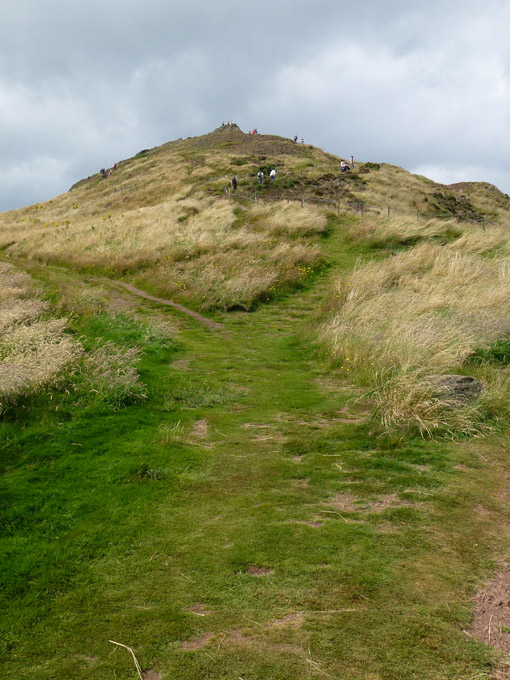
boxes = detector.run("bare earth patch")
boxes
[327,493,415,513]
[266,612,304,629]
[246,565,273,575]
[171,359,191,371]
[181,632,214,650]
[223,629,303,656]
[192,419,208,437]
[471,565,510,678]
[142,671,161,680]
[187,603,212,616]
[454,463,474,472]
[376,522,402,534]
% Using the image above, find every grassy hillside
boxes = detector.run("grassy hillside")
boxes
[1,126,510,311]
[2,128,510,680]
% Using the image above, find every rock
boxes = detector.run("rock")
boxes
[437,374,483,402]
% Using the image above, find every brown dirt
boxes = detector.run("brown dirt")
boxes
[224,629,303,656]
[471,565,510,678]
[171,359,191,370]
[192,419,208,437]
[181,632,214,650]
[327,492,415,513]
[246,565,273,575]
[376,522,402,534]
[142,671,161,680]
[266,612,304,628]
[241,423,271,429]
[188,603,212,616]
[101,279,223,330]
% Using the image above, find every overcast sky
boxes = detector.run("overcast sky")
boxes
[1,0,509,211]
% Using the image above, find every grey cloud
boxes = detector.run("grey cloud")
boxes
[2,1,510,210]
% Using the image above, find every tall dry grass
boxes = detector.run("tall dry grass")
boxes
[320,232,510,434]
[0,263,83,411]
[74,340,147,406]
[249,203,327,236]
[0,193,325,310]
[343,215,464,248]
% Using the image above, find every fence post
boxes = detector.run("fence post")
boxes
[387,206,391,218]
[361,203,364,217]
[483,218,486,231]
[301,197,304,208]
[337,201,340,215]
[317,199,319,210]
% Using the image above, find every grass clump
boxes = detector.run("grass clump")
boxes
[0,263,83,413]
[73,340,147,407]
[320,236,510,435]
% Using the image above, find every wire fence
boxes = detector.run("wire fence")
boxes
[224,186,499,231]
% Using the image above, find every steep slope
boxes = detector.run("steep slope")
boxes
[0,126,509,314]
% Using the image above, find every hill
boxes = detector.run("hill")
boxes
[2,127,510,680]
[1,126,510,312]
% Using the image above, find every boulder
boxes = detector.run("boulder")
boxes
[437,374,484,402]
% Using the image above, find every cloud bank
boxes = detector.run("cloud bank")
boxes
[1,0,510,210]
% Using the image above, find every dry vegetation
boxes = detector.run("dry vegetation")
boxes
[0,262,82,412]
[0,190,326,310]
[320,217,510,434]
[2,126,509,313]
[0,262,150,412]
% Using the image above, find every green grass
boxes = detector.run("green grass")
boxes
[1,217,509,680]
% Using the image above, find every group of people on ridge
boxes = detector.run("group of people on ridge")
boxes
[99,163,118,177]
[232,167,276,191]
[232,152,354,192]
[341,156,355,172]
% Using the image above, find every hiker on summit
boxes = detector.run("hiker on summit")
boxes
[293,135,298,143]
[270,169,276,182]
[350,156,354,170]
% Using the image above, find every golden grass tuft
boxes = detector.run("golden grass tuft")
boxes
[75,341,147,406]
[250,203,327,235]
[0,263,83,411]
[321,234,510,434]
[0,193,324,310]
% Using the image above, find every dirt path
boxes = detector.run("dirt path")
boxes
[92,279,223,330]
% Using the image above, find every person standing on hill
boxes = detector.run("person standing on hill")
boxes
[257,171,264,184]
[270,168,276,182]
[231,176,238,191]
[350,155,354,170]
[293,135,298,142]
